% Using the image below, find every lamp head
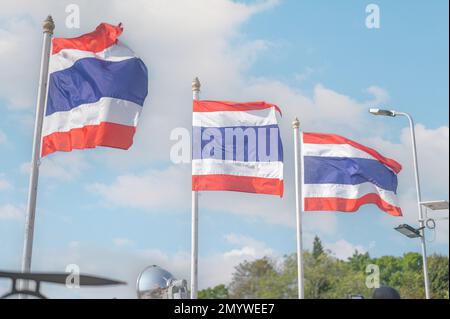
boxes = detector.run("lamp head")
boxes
[369,108,396,117]
[394,224,422,238]
[136,265,188,299]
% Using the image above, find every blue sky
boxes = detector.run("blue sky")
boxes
[0,0,448,298]
[244,0,449,126]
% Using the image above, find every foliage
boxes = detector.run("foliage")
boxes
[198,284,229,299]
[428,254,450,299]
[312,236,324,259]
[227,257,283,298]
[198,236,449,299]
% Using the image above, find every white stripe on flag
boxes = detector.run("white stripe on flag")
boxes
[49,41,136,73]
[302,182,399,207]
[193,107,277,128]
[302,143,382,162]
[192,159,283,179]
[42,97,141,136]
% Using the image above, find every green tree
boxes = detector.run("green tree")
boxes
[312,235,324,259]
[321,260,372,299]
[401,252,422,272]
[283,250,372,299]
[372,253,425,299]
[304,251,335,298]
[228,257,281,299]
[373,255,402,287]
[201,236,449,300]
[198,284,229,299]
[277,253,305,298]
[428,254,449,299]
[348,250,372,272]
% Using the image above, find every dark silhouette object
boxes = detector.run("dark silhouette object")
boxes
[0,271,126,299]
[373,286,401,299]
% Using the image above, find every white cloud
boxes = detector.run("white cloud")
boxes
[88,162,339,235]
[365,124,449,197]
[31,233,274,298]
[20,152,90,181]
[365,86,389,105]
[0,16,41,109]
[365,124,449,245]
[223,233,273,258]
[0,204,23,220]
[407,125,449,195]
[113,238,135,247]
[325,239,367,260]
[241,80,379,136]
[200,234,276,288]
[88,165,191,211]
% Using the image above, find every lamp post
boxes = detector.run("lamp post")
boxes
[369,108,431,299]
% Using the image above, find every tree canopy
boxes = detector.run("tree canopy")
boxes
[198,236,449,299]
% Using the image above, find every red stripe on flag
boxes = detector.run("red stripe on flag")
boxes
[193,100,282,115]
[52,23,123,55]
[192,174,284,197]
[41,122,136,157]
[304,194,402,217]
[303,132,402,174]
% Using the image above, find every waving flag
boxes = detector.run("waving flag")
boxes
[192,101,284,196]
[302,133,402,216]
[41,23,148,157]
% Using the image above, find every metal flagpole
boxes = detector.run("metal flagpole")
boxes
[21,16,54,279]
[293,118,305,299]
[191,77,201,299]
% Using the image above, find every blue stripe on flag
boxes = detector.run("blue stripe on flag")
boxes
[192,125,283,162]
[303,156,398,193]
[46,57,148,116]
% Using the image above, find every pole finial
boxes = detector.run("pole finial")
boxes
[192,77,201,92]
[292,117,300,129]
[43,15,55,34]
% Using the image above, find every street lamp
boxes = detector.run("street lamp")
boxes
[395,224,423,239]
[368,108,396,117]
[369,108,432,299]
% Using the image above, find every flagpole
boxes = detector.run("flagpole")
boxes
[191,77,201,299]
[21,16,54,279]
[293,117,305,299]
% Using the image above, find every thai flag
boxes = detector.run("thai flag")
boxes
[192,101,284,196]
[302,133,403,216]
[41,23,148,157]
